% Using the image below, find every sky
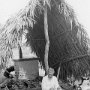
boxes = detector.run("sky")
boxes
[0,0,90,37]
[66,0,90,38]
[0,0,29,24]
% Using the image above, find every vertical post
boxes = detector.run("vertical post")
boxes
[44,3,50,74]
[57,66,60,80]
[18,43,22,59]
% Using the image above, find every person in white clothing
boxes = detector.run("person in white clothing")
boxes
[42,68,62,90]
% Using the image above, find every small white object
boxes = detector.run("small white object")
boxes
[39,67,45,77]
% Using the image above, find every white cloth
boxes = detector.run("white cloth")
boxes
[81,80,90,90]
[42,75,61,90]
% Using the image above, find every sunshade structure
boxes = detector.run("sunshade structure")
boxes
[0,0,90,81]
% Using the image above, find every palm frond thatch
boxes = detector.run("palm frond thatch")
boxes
[0,0,90,81]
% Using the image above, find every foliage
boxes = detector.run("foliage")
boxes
[0,0,90,80]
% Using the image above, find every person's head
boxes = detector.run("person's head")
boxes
[9,74,14,79]
[48,68,54,79]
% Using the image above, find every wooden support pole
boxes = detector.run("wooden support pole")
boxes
[57,66,60,80]
[44,3,50,74]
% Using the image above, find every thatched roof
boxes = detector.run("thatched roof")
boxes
[0,0,90,81]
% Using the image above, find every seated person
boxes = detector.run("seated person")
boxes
[0,66,15,89]
[4,66,15,78]
[42,67,62,90]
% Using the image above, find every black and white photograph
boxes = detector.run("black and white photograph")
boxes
[0,0,89,90]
